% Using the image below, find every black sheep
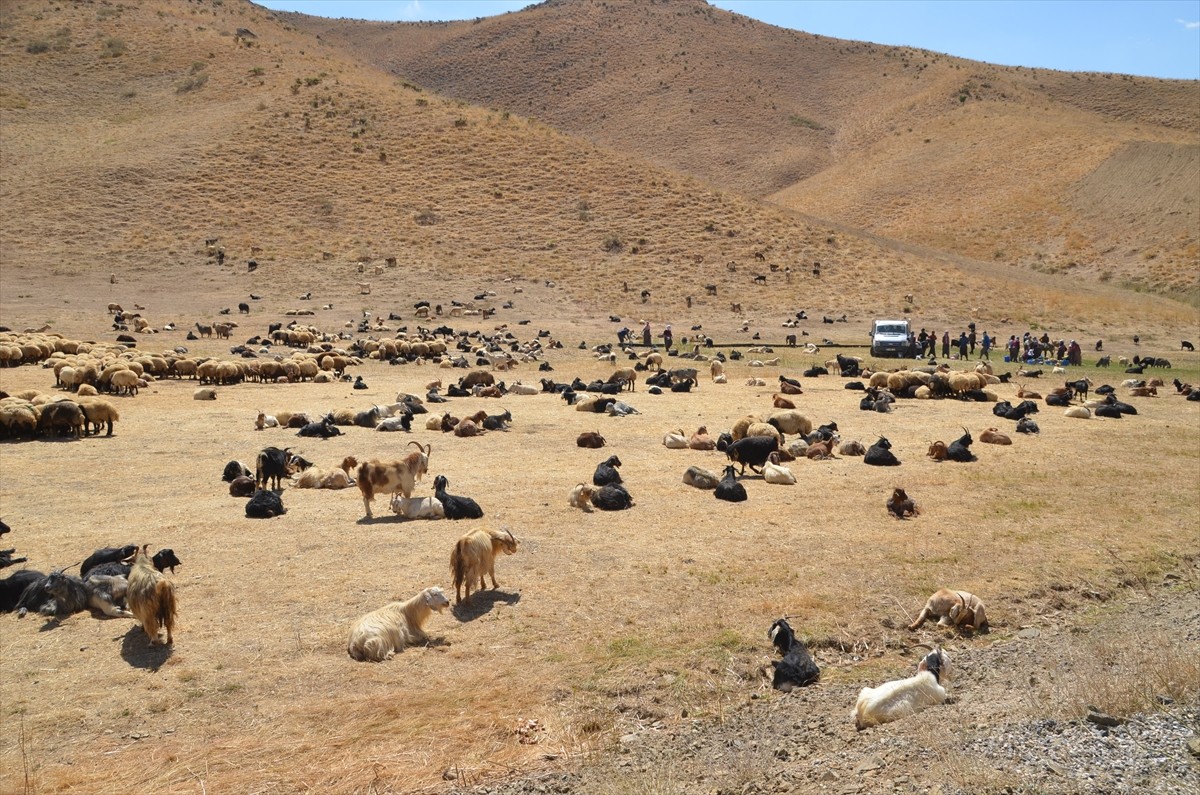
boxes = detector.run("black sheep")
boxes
[433,475,484,520]
[714,465,748,502]
[726,435,778,475]
[591,483,634,511]
[767,618,820,691]
[946,428,976,462]
[716,432,733,452]
[864,437,901,466]
[80,545,138,579]
[1045,390,1073,407]
[246,490,287,518]
[593,455,623,487]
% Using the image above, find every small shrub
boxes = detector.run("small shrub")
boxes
[101,37,126,58]
[453,118,467,128]
[415,98,428,107]
[249,66,264,76]
[415,209,440,226]
[602,233,624,253]
[175,73,208,94]
[788,114,822,130]
[26,41,50,54]
[190,61,206,74]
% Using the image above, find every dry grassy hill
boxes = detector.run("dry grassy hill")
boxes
[285,0,1200,302]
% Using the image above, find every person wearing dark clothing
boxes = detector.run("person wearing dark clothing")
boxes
[1056,340,1067,361]
[942,331,951,358]
[968,330,977,355]
[957,332,969,360]
[1068,340,1082,366]
[980,332,991,360]
[617,327,630,346]
[1008,336,1020,363]
[642,321,651,347]
[662,325,673,349]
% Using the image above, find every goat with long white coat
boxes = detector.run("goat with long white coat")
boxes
[854,647,950,730]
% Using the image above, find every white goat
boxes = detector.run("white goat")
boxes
[390,494,445,520]
[347,586,450,662]
[854,647,950,730]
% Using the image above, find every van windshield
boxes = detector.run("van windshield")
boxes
[876,324,907,335]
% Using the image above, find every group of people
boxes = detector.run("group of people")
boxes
[618,320,672,349]
[908,325,1082,365]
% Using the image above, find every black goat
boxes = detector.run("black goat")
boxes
[297,413,342,438]
[246,490,287,518]
[482,409,512,431]
[1066,379,1091,400]
[80,545,138,579]
[17,570,130,618]
[1093,404,1123,419]
[591,483,634,511]
[86,548,181,579]
[1045,389,1074,407]
[1094,384,1115,395]
[716,432,733,452]
[714,465,747,502]
[946,428,976,462]
[1015,417,1040,434]
[1,570,44,612]
[593,455,623,487]
[802,366,828,377]
[433,475,484,520]
[767,618,820,691]
[864,437,900,466]
[222,460,252,482]
[726,435,778,475]
[255,446,294,490]
[354,406,382,428]
[669,377,695,393]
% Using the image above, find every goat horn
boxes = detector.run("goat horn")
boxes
[406,441,423,452]
[911,642,935,651]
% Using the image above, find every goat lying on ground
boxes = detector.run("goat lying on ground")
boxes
[347,586,450,661]
[568,483,596,511]
[767,618,820,691]
[908,588,988,632]
[854,647,950,730]
[886,488,919,519]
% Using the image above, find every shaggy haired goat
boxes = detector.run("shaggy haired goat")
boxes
[886,488,919,519]
[127,544,177,645]
[908,588,988,632]
[358,442,431,518]
[854,647,950,730]
[347,586,450,662]
[450,527,519,604]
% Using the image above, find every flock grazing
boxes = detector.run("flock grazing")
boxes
[1,287,1196,742]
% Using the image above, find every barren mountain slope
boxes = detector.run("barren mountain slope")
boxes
[282,0,1200,299]
[3,0,1190,334]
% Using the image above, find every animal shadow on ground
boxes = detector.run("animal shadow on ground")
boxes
[354,514,412,526]
[453,590,521,623]
[119,626,173,671]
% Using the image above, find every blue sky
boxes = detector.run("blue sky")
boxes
[255,0,1200,79]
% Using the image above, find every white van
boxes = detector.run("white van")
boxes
[871,319,911,358]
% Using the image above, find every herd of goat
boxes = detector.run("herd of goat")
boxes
[2,310,1197,733]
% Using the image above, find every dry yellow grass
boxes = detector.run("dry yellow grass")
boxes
[1,313,1198,792]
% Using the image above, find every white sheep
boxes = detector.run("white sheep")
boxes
[854,647,950,730]
[347,586,450,662]
[255,410,279,430]
[509,381,539,396]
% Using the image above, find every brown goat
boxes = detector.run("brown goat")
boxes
[454,418,482,437]
[450,527,519,604]
[979,428,1012,445]
[607,368,636,391]
[1128,386,1157,397]
[926,441,948,461]
[688,426,716,450]
[772,393,796,409]
[886,487,919,519]
[1016,384,1042,400]
[805,437,836,460]
[357,442,431,518]
[576,431,606,448]
[439,412,460,433]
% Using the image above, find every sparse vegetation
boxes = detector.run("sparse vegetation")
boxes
[100,37,126,58]
[175,72,208,94]
[26,41,50,54]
